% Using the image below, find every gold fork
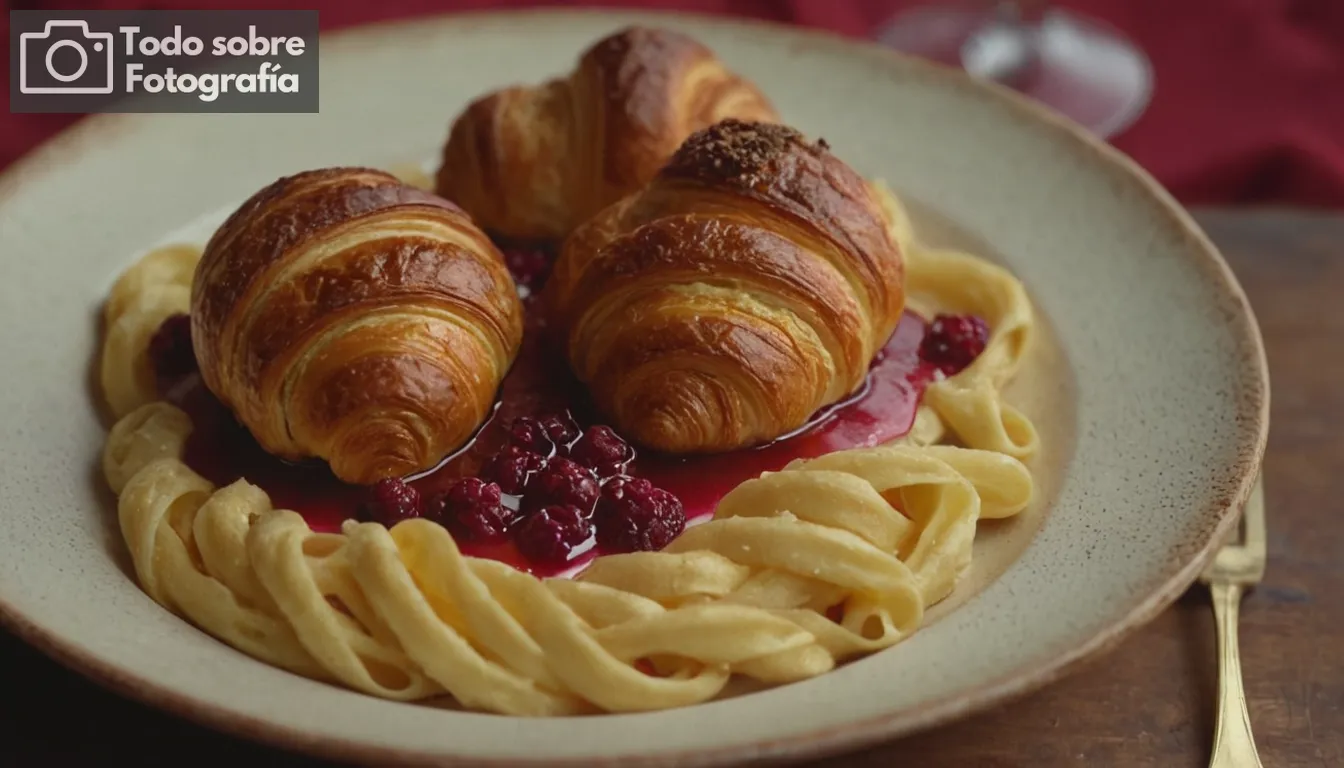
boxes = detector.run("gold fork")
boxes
[1198,473,1266,768]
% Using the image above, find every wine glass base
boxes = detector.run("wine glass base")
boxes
[876,6,1153,139]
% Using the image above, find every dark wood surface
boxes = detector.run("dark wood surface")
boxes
[3,209,1340,767]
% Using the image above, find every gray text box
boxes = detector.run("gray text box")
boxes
[10,10,319,113]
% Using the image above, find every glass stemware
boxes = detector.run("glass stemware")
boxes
[875,0,1153,139]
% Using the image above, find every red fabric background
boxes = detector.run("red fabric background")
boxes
[4,0,1344,208]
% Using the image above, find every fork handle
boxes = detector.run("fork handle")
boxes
[1208,581,1263,768]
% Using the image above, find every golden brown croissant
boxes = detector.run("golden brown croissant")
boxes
[545,120,907,455]
[435,26,778,242]
[191,167,524,485]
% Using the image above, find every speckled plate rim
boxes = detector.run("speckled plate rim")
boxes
[0,8,1268,767]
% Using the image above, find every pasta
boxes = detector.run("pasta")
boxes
[97,183,1039,715]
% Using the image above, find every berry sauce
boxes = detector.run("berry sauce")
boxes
[165,244,952,578]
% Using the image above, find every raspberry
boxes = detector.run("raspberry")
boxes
[360,478,422,527]
[540,412,581,450]
[521,457,599,514]
[513,504,594,565]
[503,247,553,289]
[919,314,990,376]
[480,445,547,495]
[431,478,511,543]
[506,416,553,455]
[594,477,685,553]
[568,425,634,476]
[147,313,197,391]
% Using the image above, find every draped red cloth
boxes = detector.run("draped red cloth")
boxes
[5,0,1344,208]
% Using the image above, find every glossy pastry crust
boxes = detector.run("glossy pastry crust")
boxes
[100,168,1039,716]
[435,26,778,241]
[546,120,906,454]
[191,167,525,484]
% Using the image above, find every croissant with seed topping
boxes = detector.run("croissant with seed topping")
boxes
[191,167,524,485]
[546,119,906,454]
[435,26,778,242]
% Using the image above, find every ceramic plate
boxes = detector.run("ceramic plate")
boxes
[0,9,1268,766]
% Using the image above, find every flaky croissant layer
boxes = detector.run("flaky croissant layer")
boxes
[547,119,907,455]
[191,167,524,484]
[435,26,778,242]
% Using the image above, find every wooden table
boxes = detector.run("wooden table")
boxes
[2,210,1340,766]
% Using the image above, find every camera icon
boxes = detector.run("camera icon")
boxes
[19,20,115,95]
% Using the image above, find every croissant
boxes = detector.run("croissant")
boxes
[191,167,524,485]
[546,120,906,455]
[435,26,778,242]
